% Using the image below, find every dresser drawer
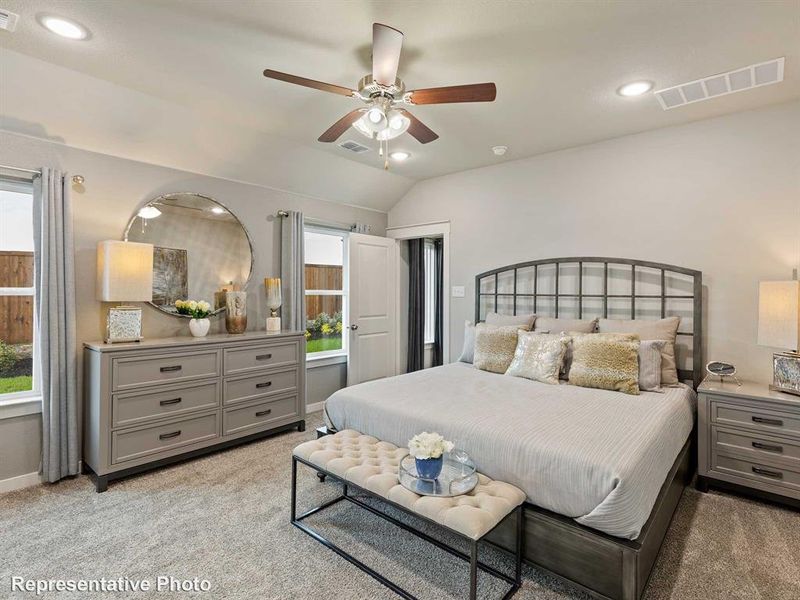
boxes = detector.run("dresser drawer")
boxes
[112,351,220,391]
[712,453,800,492]
[713,425,800,468]
[111,412,218,464]
[112,381,220,428]
[223,341,299,376]
[710,399,800,438]
[223,395,298,436]
[223,367,298,406]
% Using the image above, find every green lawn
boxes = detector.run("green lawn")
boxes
[0,375,32,394]
[306,337,343,354]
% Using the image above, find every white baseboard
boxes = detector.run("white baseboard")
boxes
[306,401,324,414]
[0,471,41,494]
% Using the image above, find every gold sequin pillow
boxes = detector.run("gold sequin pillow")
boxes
[505,332,570,385]
[473,324,519,374]
[568,335,641,395]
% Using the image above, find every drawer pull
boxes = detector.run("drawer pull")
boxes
[751,466,783,480]
[752,441,783,453]
[255,409,272,417]
[159,397,182,406]
[256,381,272,389]
[159,430,181,440]
[752,416,783,426]
[256,354,272,361]
[160,365,182,373]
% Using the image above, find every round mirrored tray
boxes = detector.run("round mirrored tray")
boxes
[398,451,479,497]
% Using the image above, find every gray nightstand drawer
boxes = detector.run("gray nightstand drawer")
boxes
[223,342,299,375]
[223,395,298,436]
[713,426,800,468]
[113,351,220,391]
[223,367,298,406]
[711,400,800,438]
[112,412,219,464]
[712,454,800,492]
[112,381,220,428]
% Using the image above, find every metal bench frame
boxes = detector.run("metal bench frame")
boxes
[291,454,523,600]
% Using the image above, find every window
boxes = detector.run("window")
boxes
[304,228,347,357]
[423,240,436,344]
[0,179,37,400]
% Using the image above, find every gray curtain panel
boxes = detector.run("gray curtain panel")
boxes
[34,168,79,483]
[433,238,444,367]
[280,210,306,331]
[407,238,425,373]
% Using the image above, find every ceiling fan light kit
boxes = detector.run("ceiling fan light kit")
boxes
[263,22,496,168]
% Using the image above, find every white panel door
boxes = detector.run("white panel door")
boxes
[347,234,397,386]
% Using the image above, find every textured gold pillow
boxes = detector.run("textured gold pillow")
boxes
[597,318,680,385]
[568,336,640,395]
[505,332,570,384]
[561,332,639,379]
[473,324,519,374]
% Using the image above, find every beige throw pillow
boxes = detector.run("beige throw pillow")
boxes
[485,312,536,330]
[598,317,681,385]
[473,324,519,374]
[505,332,570,385]
[569,336,640,395]
[534,317,598,334]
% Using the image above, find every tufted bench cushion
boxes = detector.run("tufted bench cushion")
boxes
[293,429,526,540]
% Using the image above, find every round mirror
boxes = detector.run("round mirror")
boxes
[124,192,253,317]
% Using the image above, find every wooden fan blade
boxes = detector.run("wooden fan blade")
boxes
[407,83,497,105]
[318,109,365,143]
[398,109,439,144]
[263,69,356,97]
[372,23,403,86]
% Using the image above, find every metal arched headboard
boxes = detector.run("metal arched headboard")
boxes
[474,257,703,388]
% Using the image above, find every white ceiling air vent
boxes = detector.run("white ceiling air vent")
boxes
[338,140,370,154]
[0,8,20,31]
[654,57,784,110]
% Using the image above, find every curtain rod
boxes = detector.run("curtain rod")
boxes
[276,210,356,232]
[0,164,85,184]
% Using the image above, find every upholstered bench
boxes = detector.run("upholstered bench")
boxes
[291,429,526,600]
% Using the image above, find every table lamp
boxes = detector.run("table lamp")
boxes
[757,280,800,396]
[97,240,154,343]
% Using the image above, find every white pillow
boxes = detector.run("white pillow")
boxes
[505,332,570,385]
[638,340,666,392]
[458,321,476,363]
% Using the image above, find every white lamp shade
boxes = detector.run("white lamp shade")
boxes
[97,240,154,302]
[757,281,800,351]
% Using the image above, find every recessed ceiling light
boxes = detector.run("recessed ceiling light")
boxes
[492,145,508,156]
[618,81,653,97]
[389,151,410,161]
[39,15,88,40]
[210,207,226,214]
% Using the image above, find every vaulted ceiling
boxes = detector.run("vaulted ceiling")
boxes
[1,1,798,210]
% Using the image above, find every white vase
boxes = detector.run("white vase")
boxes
[189,317,210,337]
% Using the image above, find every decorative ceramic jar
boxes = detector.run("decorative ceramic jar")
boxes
[225,290,247,334]
[415,456,444,480]
[189,317,210,337]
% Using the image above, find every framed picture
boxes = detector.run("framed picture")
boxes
[772,352,800,396]
[152,246,188,307]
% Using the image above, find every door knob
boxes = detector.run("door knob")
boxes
[350,324,359,330]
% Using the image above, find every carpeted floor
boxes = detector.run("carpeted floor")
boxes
[1,413,798,599]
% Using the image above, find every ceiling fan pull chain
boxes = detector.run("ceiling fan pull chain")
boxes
[384,138,389,170]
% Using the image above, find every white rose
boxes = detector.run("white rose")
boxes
[198,301,210,312]
[188,300,198,311]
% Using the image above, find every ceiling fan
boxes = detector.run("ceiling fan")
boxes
[262,23,496,153]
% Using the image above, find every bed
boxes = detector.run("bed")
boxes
[324,257,703,600]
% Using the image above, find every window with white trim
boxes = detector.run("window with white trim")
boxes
[0,178,38,402]
[423,240,436,344]
[304,228,348,358]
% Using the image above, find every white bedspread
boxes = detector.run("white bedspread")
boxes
[324,363,695,540]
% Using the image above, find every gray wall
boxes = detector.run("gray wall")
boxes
[389,102,800,384]
[0,130,387,481]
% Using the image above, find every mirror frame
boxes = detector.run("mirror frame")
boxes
[123,192,255,318]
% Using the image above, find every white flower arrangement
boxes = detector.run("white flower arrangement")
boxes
[408,432,454,460]
[175,299,212,319]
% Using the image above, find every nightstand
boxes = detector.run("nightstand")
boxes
[697,379,800,508]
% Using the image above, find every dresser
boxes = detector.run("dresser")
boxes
[83,331,306,492]
[697,380,800,507]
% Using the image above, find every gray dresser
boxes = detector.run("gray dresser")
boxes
[697,379,800,507]
[83,331,306,492]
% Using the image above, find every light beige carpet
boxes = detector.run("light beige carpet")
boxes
[1,414,798,599]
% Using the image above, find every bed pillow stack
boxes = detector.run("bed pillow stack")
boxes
[597,317,680,385]
[459,313,535,364]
